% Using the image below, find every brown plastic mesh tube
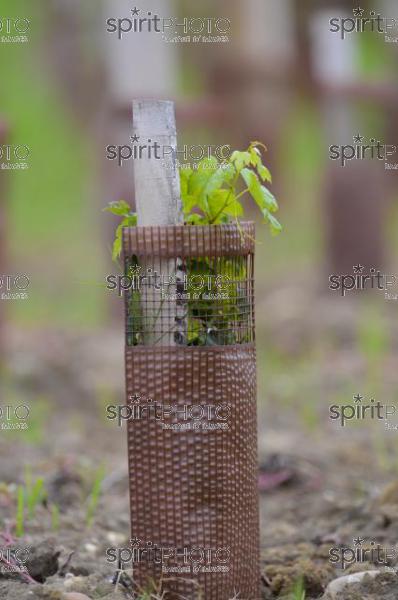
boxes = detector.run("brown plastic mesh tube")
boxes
[123,224,260,599]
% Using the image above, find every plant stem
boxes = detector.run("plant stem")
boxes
[235,187,249,202]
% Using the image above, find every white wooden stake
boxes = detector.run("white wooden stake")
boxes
[132,99,185,345]
[132,100,183,226]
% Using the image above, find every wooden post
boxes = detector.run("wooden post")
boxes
[310,6,387,273]
[132,100,182,227]
[132,99,184,345]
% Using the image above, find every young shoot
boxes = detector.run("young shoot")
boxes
[105,142,281,261]
[86,464,106,527]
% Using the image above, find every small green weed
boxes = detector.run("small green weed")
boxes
[15,486,25,538]
[289,577,306,600]
[51,504,60,531]
[14,468,47,537]
[86,464,106,527]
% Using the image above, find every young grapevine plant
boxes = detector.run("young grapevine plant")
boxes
[105,142,281,345]
[105,141,281,260]
[180,141,281,232]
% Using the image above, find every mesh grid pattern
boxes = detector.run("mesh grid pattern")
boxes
[123,224,260,599]
[123,224,255,347]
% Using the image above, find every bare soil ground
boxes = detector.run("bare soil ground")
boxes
[1,284,398,599]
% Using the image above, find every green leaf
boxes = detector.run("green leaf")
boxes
[240,167,256,188]
[203,166,231,198]
[188,156,218,196]
[207,190,243,222]
[112,228,122,262]
[240,168,278,213]
[266,213,283,236]
[223,199,243,217]
[261,185,278,212]
[123,214,137,227]
[182,194,198,214]
[187,157,236,218]
[230,150,252,172]
[257,163,272,183]
[104,200,137,261]
[112,214,137,261]
[186,213,205,225]
[103,200,132,217]
[188,157,218,213]
[180,167,193,198]
[248,144,272,182]
[250,147,261,167]
[187,318,205,344]
[219,162,236,183]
